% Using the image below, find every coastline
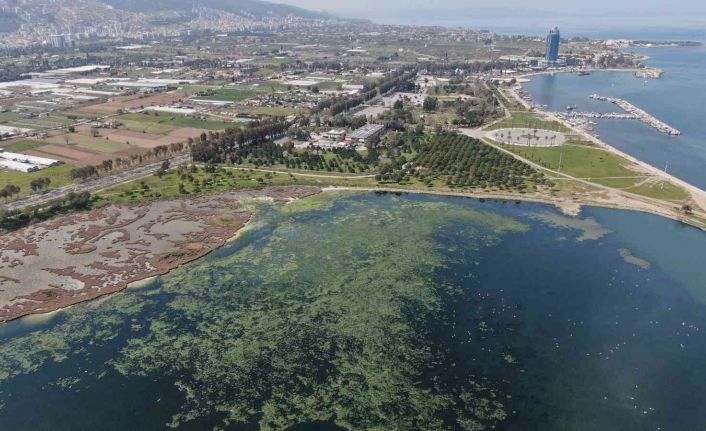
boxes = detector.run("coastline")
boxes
[3,180,706,326]
[501,72,706,223]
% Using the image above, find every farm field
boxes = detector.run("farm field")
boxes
[119,112,231,133]
[0,164,75,198]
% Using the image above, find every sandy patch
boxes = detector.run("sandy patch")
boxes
[618,248,651,269]
[533,211,611,241]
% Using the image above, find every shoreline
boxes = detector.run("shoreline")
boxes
[0,187,319,325]
[504,72,706,221]
[3,182,706,326]
[321,186,702,227]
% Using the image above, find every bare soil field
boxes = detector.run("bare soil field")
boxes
[103,127,204,149]
[83,91,186,114]
[0,186,321,323]
[27,144,96,161]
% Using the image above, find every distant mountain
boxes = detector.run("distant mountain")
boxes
[98,0,327,18]
[0,12,21,33]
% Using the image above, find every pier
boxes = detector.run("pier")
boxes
[559,112,638,120]
[589,94,681,135]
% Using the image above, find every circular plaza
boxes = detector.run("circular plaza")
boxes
[486,128,566,147]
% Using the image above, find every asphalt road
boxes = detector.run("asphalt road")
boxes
[1,153,192,212]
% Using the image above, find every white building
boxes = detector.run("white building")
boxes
[0,151,59,167]
[0,159,38,172]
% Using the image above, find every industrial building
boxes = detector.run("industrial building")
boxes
[348,124,385,144]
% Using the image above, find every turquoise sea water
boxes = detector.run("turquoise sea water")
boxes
[522,44,706,189]
[1,192,706,430]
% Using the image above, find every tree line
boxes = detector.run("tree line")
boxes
[0,192,92,232]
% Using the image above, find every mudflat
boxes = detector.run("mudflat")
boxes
[0,186,320,323]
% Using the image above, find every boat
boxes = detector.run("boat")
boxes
[577,71,591,76]
[566,105,577,111]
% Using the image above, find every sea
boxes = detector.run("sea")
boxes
[522,43,706,189]
[1,192,706,430]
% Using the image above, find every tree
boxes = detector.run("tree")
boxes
[423,97,438,112]
[1,184,20,199]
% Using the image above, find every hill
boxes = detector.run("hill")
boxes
[98,0,327,18]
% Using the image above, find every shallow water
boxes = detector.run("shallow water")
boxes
[1,192,706,430]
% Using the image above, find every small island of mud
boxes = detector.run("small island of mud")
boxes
[0,186,320,323]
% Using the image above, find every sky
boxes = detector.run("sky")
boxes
[277,0,705,15]
[272,0,706,37]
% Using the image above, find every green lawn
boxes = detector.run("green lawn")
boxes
[500,141,690,202]
[624,181,690,201]
[504,143,638,182]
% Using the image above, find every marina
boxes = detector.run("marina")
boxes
[589,94,682,135]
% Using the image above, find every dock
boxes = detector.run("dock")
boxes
[589,94,681,135]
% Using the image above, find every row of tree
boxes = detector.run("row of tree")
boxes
[0,192,92,232]
[191,117,291,164]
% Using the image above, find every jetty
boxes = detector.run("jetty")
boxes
[589,94,681,135]
[560,111,638,120]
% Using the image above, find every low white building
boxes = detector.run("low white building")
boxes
[0,151,59,167]
[0,159,38,172]
[322,129,347,141]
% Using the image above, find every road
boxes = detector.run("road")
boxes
[1,153,192,212]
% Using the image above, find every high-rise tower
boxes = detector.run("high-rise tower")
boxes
[546,27,560,62]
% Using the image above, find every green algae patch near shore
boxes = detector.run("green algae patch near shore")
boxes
[0,192,528,430]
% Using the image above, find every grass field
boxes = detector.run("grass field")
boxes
[500,142,690,201]
[97,166,376,204]
[195,87,263,103]
[506,144,638,181]
[624,180,690,201]
[120,118,175,134]
[47,134,132,154]
[119,113,229,134]
[487,111,570,133]
[0,140,45,152]
[249,106,297,117]
[0,164,75,198]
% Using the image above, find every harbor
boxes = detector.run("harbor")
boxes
[589,94,682,135]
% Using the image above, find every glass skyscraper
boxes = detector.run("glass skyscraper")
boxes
[546,27,560,62]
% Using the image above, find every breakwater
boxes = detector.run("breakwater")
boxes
[590,94,681,135]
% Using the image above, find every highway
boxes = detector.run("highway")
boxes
[0,153,192,212]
